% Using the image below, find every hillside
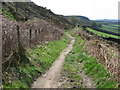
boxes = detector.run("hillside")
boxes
[1,1,74,29]
[1,0,119,89]
[1,1,74,88]
[85,20,120,44]
[65,16,90,26]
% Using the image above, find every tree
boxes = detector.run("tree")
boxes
[91,21,97,29]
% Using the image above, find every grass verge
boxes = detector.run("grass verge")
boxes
[3,35,70,88]
[61,34,118,88]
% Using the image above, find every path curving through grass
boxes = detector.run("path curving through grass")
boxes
[31,35,75,88]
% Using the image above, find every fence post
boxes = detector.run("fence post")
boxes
[17,25,20,45]
[0,3,2,87]
[29,29,32,46]
[35,30,37,44]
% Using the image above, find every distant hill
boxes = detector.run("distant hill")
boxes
[1,1,74,29]
[94,19,118,22]
[65,16,91,26]
[94,19,118,25]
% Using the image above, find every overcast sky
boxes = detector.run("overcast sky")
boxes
[31,0,119,20]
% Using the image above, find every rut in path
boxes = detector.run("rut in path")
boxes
[31,35,75,88]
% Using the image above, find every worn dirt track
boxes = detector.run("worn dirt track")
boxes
[31,35,75,88]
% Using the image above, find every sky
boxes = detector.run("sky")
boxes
[31,0,119,20]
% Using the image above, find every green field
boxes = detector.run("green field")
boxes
[95,21,119,34]
[87,28,120,39]
[100,24,119,34]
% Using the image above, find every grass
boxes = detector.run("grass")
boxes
[87,28,120,39]
[2,10,16,20]
[113,24,118,26]
[61,33,118,88]
[100,25,118,34]
[83,57,117,88]
[102,25,118,30]
[61,36,85,88]
[3,35,70,88]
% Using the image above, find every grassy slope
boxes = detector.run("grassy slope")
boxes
[3,35,70,88]
[61,32,117,88]
[1,2,73,29]
[87,28,120,39]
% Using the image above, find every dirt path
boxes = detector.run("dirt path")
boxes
[31,35,75,88]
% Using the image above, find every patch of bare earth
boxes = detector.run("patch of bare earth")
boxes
[77,63,96,88]
[59,62,96,88]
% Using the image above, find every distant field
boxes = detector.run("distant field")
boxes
[87,28,120,39]
[113,25,119,27]
[95,21,119,34]
[100,24,119,34]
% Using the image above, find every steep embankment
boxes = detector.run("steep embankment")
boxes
[2,14,63,64]
[1,1,74,29]
[1,1,74,88]
[59,28,118,88]
[3,34,70,88]
[71,28,119,87]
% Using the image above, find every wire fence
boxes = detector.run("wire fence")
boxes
[1,16,63,65]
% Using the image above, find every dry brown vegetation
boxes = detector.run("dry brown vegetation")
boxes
[85,40,119,82]
[72,28,120,86]
[1,15,63,68]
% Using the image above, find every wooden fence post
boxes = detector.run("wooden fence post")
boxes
[0,6,2,87]
[35,30,37,44]
[17,25,20,45]
[29,29,32,46]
